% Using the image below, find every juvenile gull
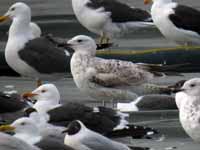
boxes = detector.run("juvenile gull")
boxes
[144,0,200,46]
[0,117,75,150]
[67,35,184,102]
[64,120,149,150]
[22,83,158,139]
[175,78,200,142]
[0,2,70,86]
[72,0,153,44]
[0,132,40,150]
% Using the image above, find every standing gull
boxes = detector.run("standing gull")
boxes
[0,2,70,86]
[72,0,153,44]
[67,35,184,102]
[64,120,149,150]
[0,117,75,150]
[22,83,158,139]
[144,0,200,46]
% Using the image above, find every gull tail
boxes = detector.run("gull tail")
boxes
[105,124,159,139]
[139,63,190,76]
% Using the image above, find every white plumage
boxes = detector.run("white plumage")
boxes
[175,78,200,142]
[72,0,153,43]
[146,0,200,45]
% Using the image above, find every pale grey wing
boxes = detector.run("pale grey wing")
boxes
[89,57,153,87]
[81,132,129,150]
[0,133,40,150]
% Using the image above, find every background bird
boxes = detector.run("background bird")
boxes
[144,0,200,46]
[72,0,153,44]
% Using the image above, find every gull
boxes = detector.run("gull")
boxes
[144,0,200,46]
[0,117,75,150]
[0,2,71,86]
[72,0,153,44]
[22,83,158,139]
[0,92,30,124]
[64,120,149,150]
[117,94,176,112]
[67,35,184,102]
[0,132,40,150]
[175,78,200,142]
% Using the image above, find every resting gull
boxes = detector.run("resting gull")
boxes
[0,2,70,86]
[0,117,75,150]
[67,35,185,102]
[117,94,176,112]
[22,83,158,139]
[174,78,200,142]
[72,0,153,44]
[64,120,149,150]
[144,0,200,46]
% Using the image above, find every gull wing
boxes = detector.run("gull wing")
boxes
[89,58,154,88]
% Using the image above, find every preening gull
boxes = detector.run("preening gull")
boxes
[67,35,184,102]
[64,120,150,150]
[72,0,153,44]
[0,132,40,150]
[22,83,158,139]
[175,78,200,142]
[0,2,70,86]
[144,0,200,46]
[0,117,75,150]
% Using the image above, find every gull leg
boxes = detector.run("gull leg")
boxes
[105,37,110,44]
[36,79,42,87]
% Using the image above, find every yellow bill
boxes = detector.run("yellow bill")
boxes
[0,125,15,132]
[0,16,9,22]
[144,0,152,5]
[22,92,38,99]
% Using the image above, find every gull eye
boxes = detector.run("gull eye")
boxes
[11,7,15,11]
[41,90,46,93]
[21,122,26,126]
[77,39,83,43]
[190,84,195,87]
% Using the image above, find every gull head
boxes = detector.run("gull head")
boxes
[63,120,85,136]
[0,2,31,22]
[0,117,39,137]
[22,84,60,104]
[180,78,200,97]
[67,35,97,56]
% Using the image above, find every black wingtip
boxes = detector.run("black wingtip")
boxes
[96,43,113,50]
[105,124,159,139]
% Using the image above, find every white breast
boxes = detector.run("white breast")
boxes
[5,36,39,78]
[72,0,110,35]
